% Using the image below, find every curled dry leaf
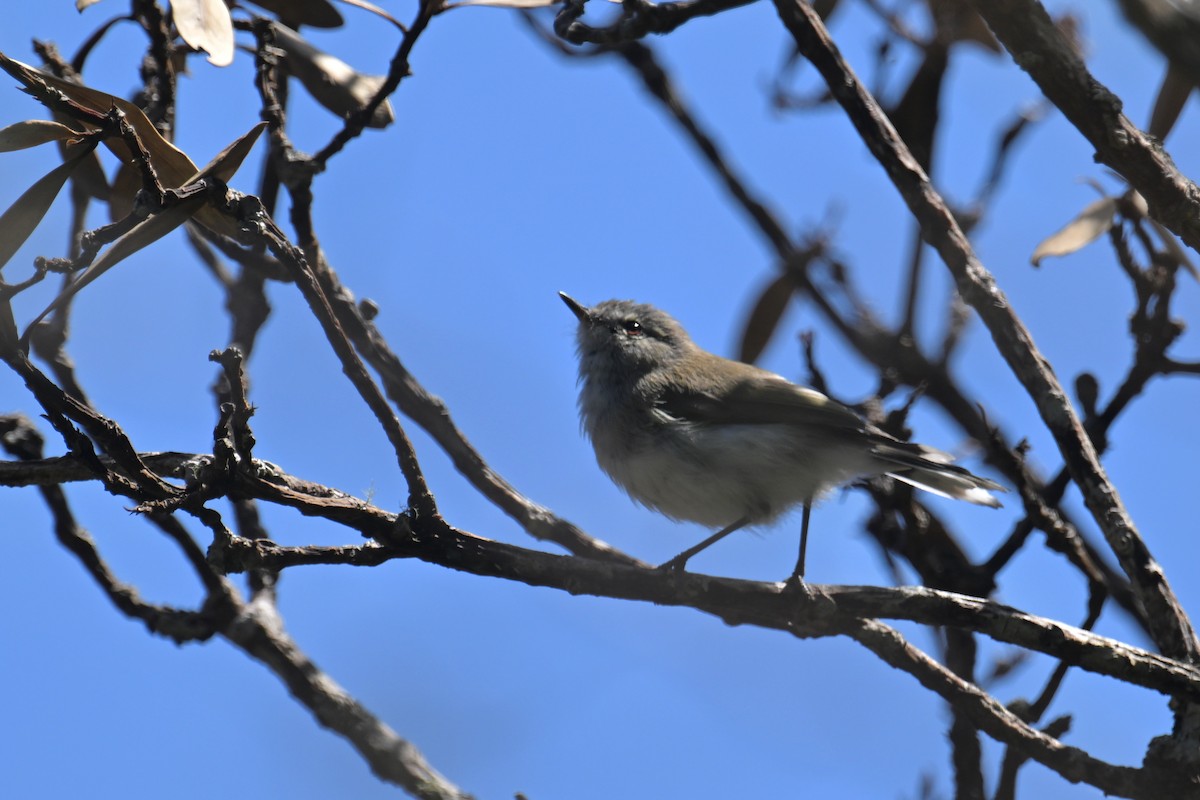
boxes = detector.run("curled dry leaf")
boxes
[0,117,109,200]
[1148,63,1195,141]
[0,119,82,152]
[738,272,796,364]
[1149,218,1200,280]
[107,122,266,224]
[1118,188,1149,219]
[0,54,199,186]
[271,23,394,128]
[0,54,255,238]
[0,148,95,271]
[245,0,344,28]
[0,295,17,353]
[337,0,407,30]
[192,121,268,183]
[172,0,235,67]
[1030,196,1118,267]
[108,161,141,223]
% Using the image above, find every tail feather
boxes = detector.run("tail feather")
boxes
[871,441,1004,508]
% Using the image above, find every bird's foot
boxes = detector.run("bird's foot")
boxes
[783,571,816,600]
[656,556,690,573]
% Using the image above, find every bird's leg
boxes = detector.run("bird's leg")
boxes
[658,516,751,572]
[791,501,812,580]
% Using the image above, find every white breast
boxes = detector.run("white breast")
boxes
[589,412,873,528]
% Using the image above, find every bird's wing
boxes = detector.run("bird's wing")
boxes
[656,360,867,432]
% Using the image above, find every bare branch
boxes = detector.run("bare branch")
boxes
[222,594,474,800]
[846,619,1148,799]
[970,0,1200,254]
[205,518,1200,704]
[770,0,1199,663]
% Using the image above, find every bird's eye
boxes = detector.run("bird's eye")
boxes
[622,320,644,336]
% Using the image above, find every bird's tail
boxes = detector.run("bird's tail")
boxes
[871,441,1004,508]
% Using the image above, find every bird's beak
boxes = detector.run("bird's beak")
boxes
[559,292,592,324]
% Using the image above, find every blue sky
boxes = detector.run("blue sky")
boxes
[2,1,1199,798]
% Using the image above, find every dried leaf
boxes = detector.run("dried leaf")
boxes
[108,161,141,223]
[105,124,263,234]
[1148,63,1195,141]
[172,0,235,67]
[0,149,93,271]
[0,56,255,241]
[86,193,210,278]
[1149,219,1200,281]
[0,295,17,353]
[442,0,559,8]
[271,24,394,128]
[193,122,267,182]
[889,47,948,171]
[168,125,267,238]
[0,119,82,152]
[337,0,407,29]
[1030,196,1118,266]
[0,54,199,188]
[39,108,111,200]
[1119,188,1149,219]
[61,128,110,201]
[22,192,209,338]
[245,0,344,27]
[738,272,796,364]
[76,0,105,9]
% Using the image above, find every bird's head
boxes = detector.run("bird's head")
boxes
[559,292,695,381]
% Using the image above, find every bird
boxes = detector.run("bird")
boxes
[560,292,1003,578]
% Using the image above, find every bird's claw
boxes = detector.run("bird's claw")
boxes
[784,572,815,599]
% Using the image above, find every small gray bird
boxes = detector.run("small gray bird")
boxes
[560,292,1003,578]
